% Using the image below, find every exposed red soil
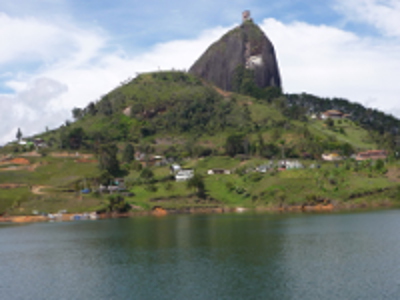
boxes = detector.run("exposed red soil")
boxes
[0,157,30,166]
[151,207,168,216]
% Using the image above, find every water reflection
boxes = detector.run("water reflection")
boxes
[1,211,400,299]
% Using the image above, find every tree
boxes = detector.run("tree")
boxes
[98,144,120,176]
[263,143,280,158]
[122,144,135,163]
[263,86,282,103]
[59,128,68,149]
[341,143,354,157]
[325,118,334,128]
[279,139,286,159]
[107,195,130,213]
[68,127,85,149]
[98,97,113,116]
[16,128,22,141]
[225,134,245,157]
[187,173,206,198]
[139,168,154,183]
[72,107,83,120]
[375,159,386,173]
[86,102,97,116]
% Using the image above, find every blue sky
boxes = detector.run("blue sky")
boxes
[1,0,400,144]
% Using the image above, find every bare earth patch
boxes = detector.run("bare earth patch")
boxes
[386,167,400,183]
[0,157,30,166]
[0,183,27,189]
[31,185,51,195]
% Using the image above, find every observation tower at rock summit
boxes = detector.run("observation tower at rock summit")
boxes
[189,11,281,92]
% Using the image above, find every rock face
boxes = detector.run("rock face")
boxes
[189,18,281,91]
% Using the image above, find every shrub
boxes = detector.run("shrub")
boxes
[145,184,158,192]
[247,172,263,183]
[107,195,130,212]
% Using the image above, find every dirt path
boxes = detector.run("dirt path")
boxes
[0,162,41,172]
[0,183,27,189]
[20,151,41,157]
[31,185,51,195]
[386,167,400,182]
[50,152,93,158]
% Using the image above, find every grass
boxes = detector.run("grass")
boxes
[1,148,399,214]
[195,156,242,173]
[248,102,285,124]
[13,193,104,215]
[0,157,100,186]
[0,187,32,214]
[205,174,251,206]
[309,119,376,150]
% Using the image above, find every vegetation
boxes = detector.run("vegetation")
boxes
[16,128,22,142]
[2,70,400,216]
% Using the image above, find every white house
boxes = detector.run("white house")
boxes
[322,153,343,161]
[207,169,231,175]
[320,110,345,120]
[175,169,194,181]
[170,164,182,174]
[278,160,303,170]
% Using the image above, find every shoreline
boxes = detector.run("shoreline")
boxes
[0,202,396,224]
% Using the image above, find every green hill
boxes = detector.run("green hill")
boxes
[36,70,382,158]
[1,70,400,217]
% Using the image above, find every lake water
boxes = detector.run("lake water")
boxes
[1,210,400,299]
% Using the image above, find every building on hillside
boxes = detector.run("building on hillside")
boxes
[256,161,274,173]
[278,160,303,170]
[322,153,343,161]
[135,152,167,167]
[134,151,146,162]
[256,165,270,173]
[114,178,125,188]
[321,110,345,120]
[207,169,231,175]
[145,155,167,167]
[33,139,47,149]
[355,150,387,161]
[175,169,194,182]
[170,164,182,174]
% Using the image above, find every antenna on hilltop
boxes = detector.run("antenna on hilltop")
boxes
[242,10,251,22]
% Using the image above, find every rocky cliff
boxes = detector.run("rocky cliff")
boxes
[189,19,281,92]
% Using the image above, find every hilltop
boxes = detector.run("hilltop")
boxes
[189,11,281,92]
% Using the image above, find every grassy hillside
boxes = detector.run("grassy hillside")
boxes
[2,151,400,215]
[2,70,399,216]
[33,71,379,158]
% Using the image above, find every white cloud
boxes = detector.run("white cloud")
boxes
[0,12,91,65]
[334,0,400,37]
[0,12,230,144]
[0,78,69,144]
[1,8,400,145]
[261,18,400,112]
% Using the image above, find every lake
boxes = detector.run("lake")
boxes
[1,210,400,299]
